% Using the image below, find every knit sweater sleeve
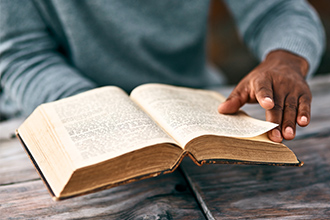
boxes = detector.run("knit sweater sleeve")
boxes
[223,0,325,77]
[0,0,96,117]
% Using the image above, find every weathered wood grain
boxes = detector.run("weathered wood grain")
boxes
[1,74,329,219]
[181,136,330,219]
[0,137,205,219]
[0,138,39,185]
[0,169,205,219]
[0,117,24,140]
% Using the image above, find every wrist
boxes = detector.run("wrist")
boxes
[265,50,309,78]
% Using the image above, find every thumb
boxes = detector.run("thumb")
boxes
[218,89,249,114]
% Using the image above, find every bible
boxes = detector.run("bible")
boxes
[16,84,302,200]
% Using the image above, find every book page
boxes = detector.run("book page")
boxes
[42,87,176,168]
[131,84,277,146]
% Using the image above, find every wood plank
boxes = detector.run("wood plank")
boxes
[0,130,205,219]
[1,74,329,219]
[181,136,330,219]
[0,169,205,219]
[0,117,24,140]
[0,138,39,185]
[1,74,329,185]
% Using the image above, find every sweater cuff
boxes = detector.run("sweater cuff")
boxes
[260,36,324,78]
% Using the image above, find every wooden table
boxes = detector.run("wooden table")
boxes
[1,74,330,219]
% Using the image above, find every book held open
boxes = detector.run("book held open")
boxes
[16,84,302,200]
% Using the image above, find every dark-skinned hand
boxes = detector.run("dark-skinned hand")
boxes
[218,50,311,143]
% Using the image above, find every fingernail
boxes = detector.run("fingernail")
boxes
[301,116,308,123]
[272,129,281,138]
[264,97,273,103]
[285,127,294,135]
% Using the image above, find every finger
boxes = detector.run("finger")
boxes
[266,97,284,143]
[281,95,298,140]
[253,75,275,110]
[218,85,249,114]
[268,128,283,143]
[297,94,311,127]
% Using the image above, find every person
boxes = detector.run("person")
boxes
[0,0,325,143]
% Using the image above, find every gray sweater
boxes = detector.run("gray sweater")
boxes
[0,0,325,118]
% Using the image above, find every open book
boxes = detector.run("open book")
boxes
[16,84,302,200]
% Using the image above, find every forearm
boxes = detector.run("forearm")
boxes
[224,0,325,76]
[0,0,96,116]
[265,50,309,78]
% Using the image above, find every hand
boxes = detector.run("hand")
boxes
[218,50,311,142]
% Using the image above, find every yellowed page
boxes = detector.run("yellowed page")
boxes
[131,84,277,147]
[42,86,176,168]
